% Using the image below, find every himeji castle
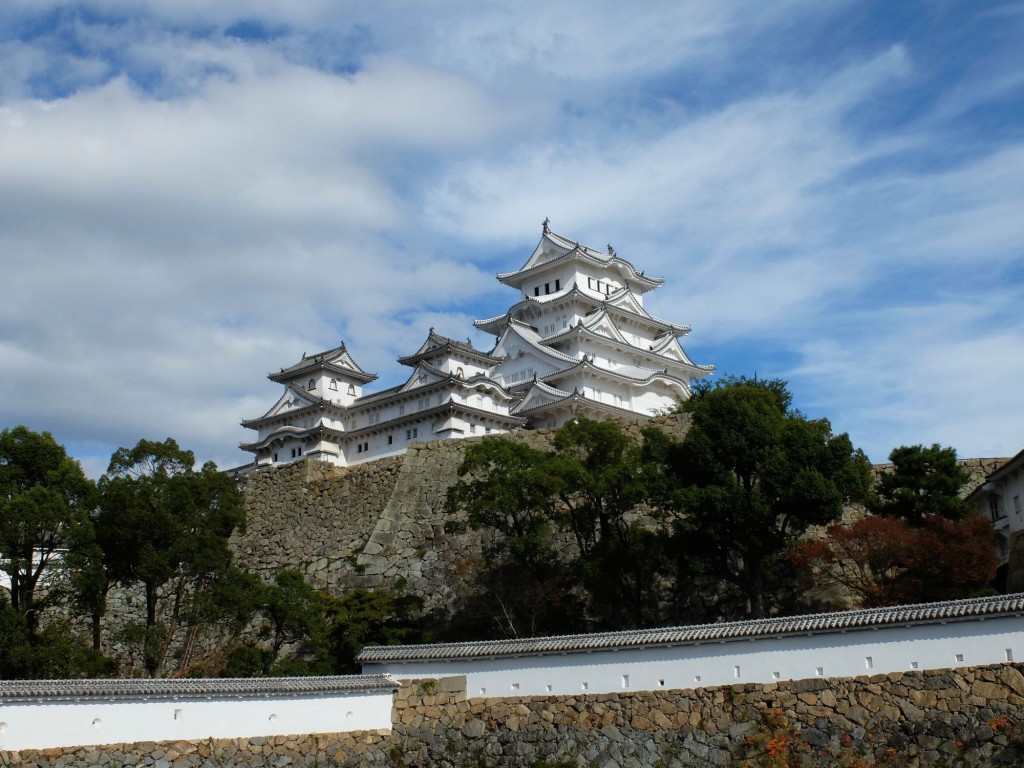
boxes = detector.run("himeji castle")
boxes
[240,223,713,468]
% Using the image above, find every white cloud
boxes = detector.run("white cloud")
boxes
[1,1,1022,475]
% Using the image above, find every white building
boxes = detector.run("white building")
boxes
[241,223,713,468]
[967,448,1024,569]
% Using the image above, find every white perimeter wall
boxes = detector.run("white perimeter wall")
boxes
[363,616,1024,699]
[0,690,393,751]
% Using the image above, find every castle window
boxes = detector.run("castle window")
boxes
[272,453,278,462]
[308,379,316,390]
[545,282,550,294]
[297,446,302,456]
[357,444,362,454]
[388,435,393,445]
[291,448,296,458]
[347,384,355,396]
[555,279,561,290]
[329,379,338,391]
[456,367,464,379]
[534,287,540,296]
[991,496,1004,521]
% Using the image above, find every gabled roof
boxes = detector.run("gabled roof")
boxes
[510,379,570,413]
[269,342,377,385]
[241,384,325,427]
[541,358,692,396]
[475,286,689,339]
[357,593,1024,664]
[398,329,497,368]
[492,319,580,367]
[354,362,517,409]
[497,227,663,293]
[240,423,321,451]
[650,334,715,373]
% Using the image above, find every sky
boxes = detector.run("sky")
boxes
[1,1,1022,477]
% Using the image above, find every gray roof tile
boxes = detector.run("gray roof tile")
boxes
[0,674,398,703]
[357,593,1024,663]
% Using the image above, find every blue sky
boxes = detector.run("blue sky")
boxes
[1,1,1022,476]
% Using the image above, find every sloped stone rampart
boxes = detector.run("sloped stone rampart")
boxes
[231,416,693,608]
[8,663,1024,767]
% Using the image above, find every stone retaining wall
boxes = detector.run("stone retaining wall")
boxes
[231,416,693,610]
[8,664,1024,767]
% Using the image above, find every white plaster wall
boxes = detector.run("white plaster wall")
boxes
[362,616,1024,699]
[0,690,393,751]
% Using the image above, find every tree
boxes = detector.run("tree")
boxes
[665,378,872,619]
[872,443,972,523]
[326,587,427,674]
[0,426,95,633]
[446,419,672,632]
[0,592,114,679]
[96,438,244,676]
[792,514,997,606]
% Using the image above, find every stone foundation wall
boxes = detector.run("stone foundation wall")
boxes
[8,663,1024,767]
[231,416,694,610]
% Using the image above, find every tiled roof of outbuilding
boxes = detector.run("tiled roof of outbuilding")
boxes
[357,593,1024,664]
[0,674,398,703]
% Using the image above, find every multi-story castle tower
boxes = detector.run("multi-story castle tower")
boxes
[240,223,712,468]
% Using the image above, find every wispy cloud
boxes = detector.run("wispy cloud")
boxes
[0,1,1021,471]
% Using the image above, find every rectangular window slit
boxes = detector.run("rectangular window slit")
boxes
[815,667,823,677]
[1007,649,1015,662]
[657,679,665,688]
[955,653,964,663]
[510,682,519,690]
[545,684,552,693]
[734,666,741,679]
[621,675,629,689]
[694,675,701,683]
[581,682,588,691]
[772,672,780,680]
[865,656,873,669]
[910,661,919,670]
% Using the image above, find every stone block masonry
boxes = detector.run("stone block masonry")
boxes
[231,416,693,610]
[7,665,1024,767]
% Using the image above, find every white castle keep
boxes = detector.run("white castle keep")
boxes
[240,224,713,468]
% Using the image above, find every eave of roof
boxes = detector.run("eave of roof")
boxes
[343,401,527,439]
[498,229,664,292]
[540,357,695,391]
[398,330,497,367]
[0,675,398,704]
[269,360,378,385]
[357,593,1024,664]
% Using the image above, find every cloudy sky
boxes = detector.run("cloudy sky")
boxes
[1,1,1022,477]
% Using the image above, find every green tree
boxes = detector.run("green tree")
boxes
[96,438,244,676]
[326,587,427,673]
[872,443,972,524]
[666,378,871,618]
[0,593,114,679]
[446,419,672,631]
[0,426,95,633]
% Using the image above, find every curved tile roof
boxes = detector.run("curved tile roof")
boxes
[0,674,398,703]
[358,593,1024,663]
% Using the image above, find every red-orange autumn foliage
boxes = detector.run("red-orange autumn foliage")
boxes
[791,514,997,607]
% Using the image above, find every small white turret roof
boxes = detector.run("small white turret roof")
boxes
[496,224,663,293]
[269,342,377,385]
